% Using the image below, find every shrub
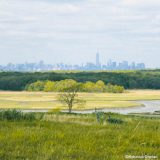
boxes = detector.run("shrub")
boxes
[44,81,55,92]
[107,116,124,124]
[0,109,22,121]
[26,79,125,93]
[95,111,106,124]
[105,83,125,93]
[0,109,38,121]
[25,80,45,91]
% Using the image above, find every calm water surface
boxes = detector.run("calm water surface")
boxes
[20,100,160,115]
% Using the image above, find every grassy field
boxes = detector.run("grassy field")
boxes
[0,112,159,160]
[0,90,160,110]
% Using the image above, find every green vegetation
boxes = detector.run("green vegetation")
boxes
[0,109,43,121]
[0,70,159,159]
[58,82,86,113]
[0,112,159,160]
[25,79,125,93]
[0,69,160,91]
[0,90,160,110]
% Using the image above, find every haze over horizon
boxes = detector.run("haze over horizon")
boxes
[0,0,160,68]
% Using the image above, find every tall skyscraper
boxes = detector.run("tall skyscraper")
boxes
[96,53,100,66]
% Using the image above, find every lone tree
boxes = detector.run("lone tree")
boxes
[58,83,85,113]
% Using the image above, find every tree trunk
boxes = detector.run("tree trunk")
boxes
[68,104,72,113]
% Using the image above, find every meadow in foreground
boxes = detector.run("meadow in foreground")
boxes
[0,112,159,160]
[0,90,160,110]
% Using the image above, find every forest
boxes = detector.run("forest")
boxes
[0,69,160,91]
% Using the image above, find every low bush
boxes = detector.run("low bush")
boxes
[107,116,124,124]
[0,109,40,121]
[95,111,106,124]
[25,79,125,93]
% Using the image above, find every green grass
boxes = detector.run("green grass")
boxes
[0,112,159,160]
[0,90,160,110]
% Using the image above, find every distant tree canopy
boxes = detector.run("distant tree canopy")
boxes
[25,79,125,93]
[0,70,160,91]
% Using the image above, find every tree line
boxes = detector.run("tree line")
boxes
[25,79,125,93]
[0,70,160,91]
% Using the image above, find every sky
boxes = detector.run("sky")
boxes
[0,0,160,68]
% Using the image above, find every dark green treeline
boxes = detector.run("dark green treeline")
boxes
[0,70,160,91]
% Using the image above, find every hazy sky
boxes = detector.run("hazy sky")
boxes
[0,0,160,68]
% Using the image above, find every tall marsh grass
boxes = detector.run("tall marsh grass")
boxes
[0,112,159,160]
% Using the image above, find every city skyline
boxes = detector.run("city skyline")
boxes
[0,53,146,71]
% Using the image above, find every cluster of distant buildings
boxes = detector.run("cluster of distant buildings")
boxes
[81,53,145,70]
[0,53,145,72]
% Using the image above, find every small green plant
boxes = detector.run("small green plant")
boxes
[107,115,124,124]
[95,109,106,124]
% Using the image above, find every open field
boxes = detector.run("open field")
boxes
[0,112,159,160]
[0,90,160,110]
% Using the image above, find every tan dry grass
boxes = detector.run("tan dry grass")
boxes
[0,90,160,110]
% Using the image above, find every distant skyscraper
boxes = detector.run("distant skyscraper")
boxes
[0,52,146,71]
[96,53,100,66]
